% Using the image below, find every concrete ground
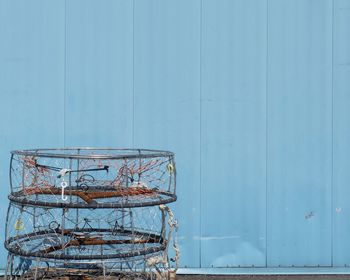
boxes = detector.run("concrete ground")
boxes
[1,275,350,279]
[177,276,350,280]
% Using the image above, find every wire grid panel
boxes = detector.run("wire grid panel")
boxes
[9,148,176,208]
[5,204,170,260]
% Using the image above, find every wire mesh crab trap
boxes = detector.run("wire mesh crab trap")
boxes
[4,148,179,280]
[6,252,178,280]
[9,148,176,208]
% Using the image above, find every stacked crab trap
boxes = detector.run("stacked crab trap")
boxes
[4,148,179,280]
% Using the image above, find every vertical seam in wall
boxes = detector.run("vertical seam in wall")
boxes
[331,0,334,267]
[199,0,203,269]
[265,0,269,268]
[132,0,135,149]
[63,0,67,147]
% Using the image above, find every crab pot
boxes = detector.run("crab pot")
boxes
[5,203,171,260]
[4,148,179,280]
[9,148,176,208]
[5,253,176,280]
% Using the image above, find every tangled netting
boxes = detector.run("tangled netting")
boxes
[4,148,179,280]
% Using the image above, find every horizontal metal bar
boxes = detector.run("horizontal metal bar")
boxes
[11,147,174,160]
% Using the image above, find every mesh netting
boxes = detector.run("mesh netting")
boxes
[10,149,176,208]
[5,148,179,280]
[5,253,177,280]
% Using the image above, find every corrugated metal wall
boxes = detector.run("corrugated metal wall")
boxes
[0,0,349,270]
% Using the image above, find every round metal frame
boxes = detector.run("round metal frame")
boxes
[9,148,177,208]
[5,252,176,280]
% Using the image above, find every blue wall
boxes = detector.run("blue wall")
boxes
[0,0,349,270]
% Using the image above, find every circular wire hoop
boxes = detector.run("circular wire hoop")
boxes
[5,253,176,280]
[5,204,169,260]
[10,148,177,208]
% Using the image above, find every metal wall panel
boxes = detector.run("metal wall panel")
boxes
[133,0,201,267]
[65,0,133,147]
[267,0,333,266]
[0,0,349,271]
[0,0,65,266]
[201,0,267,268]
[333,0,350,266]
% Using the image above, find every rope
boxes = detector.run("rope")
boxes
[147,205,180,272]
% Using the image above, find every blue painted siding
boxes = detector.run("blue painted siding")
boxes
[201,0,267,267]
[333,0,350,267]
[0,0,349,271]
[65,0,134,147]
[133,0,201,267]
[0,0,65,266]
[267,0,333,266]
